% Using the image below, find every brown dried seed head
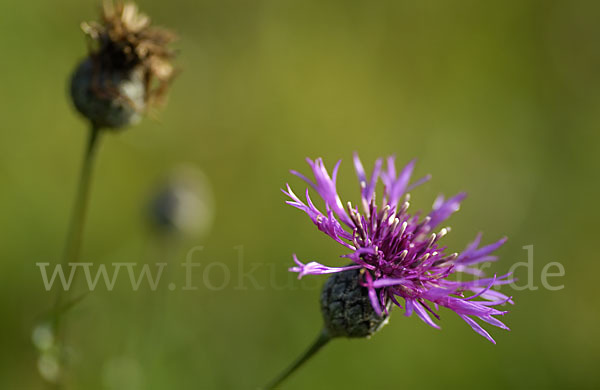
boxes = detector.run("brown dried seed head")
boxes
[71,0,177,128]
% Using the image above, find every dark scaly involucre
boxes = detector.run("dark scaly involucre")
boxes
[321,268,390,338]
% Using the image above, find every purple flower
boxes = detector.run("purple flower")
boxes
[283,154,513,343]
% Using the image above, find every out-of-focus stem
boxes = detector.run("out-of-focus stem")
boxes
[53,123,101,327]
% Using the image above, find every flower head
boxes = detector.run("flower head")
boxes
[70,0,176,129]
[284,154,513,343]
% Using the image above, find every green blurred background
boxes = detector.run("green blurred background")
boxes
[0,0,598,388]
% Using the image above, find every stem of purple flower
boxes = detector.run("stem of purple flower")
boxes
[263,329,332,389]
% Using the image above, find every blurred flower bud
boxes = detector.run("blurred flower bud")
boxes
[32,322,62,383]
[147,165,215,237]
[32,322,55,352]
[70,1,176,129]
[37,351,61,383]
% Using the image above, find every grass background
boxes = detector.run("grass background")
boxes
[0,0,598,388]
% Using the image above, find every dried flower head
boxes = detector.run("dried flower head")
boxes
[71,0,176,129]
[284,154,514,343]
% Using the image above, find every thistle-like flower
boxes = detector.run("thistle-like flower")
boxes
[70,0,176,129]
[283,154,513,343]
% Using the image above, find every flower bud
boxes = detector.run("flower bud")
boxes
[147,166,215,237]
[320,268,390,338]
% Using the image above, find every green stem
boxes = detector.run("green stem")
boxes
[264,329,331,390]
[53,124,101,326]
